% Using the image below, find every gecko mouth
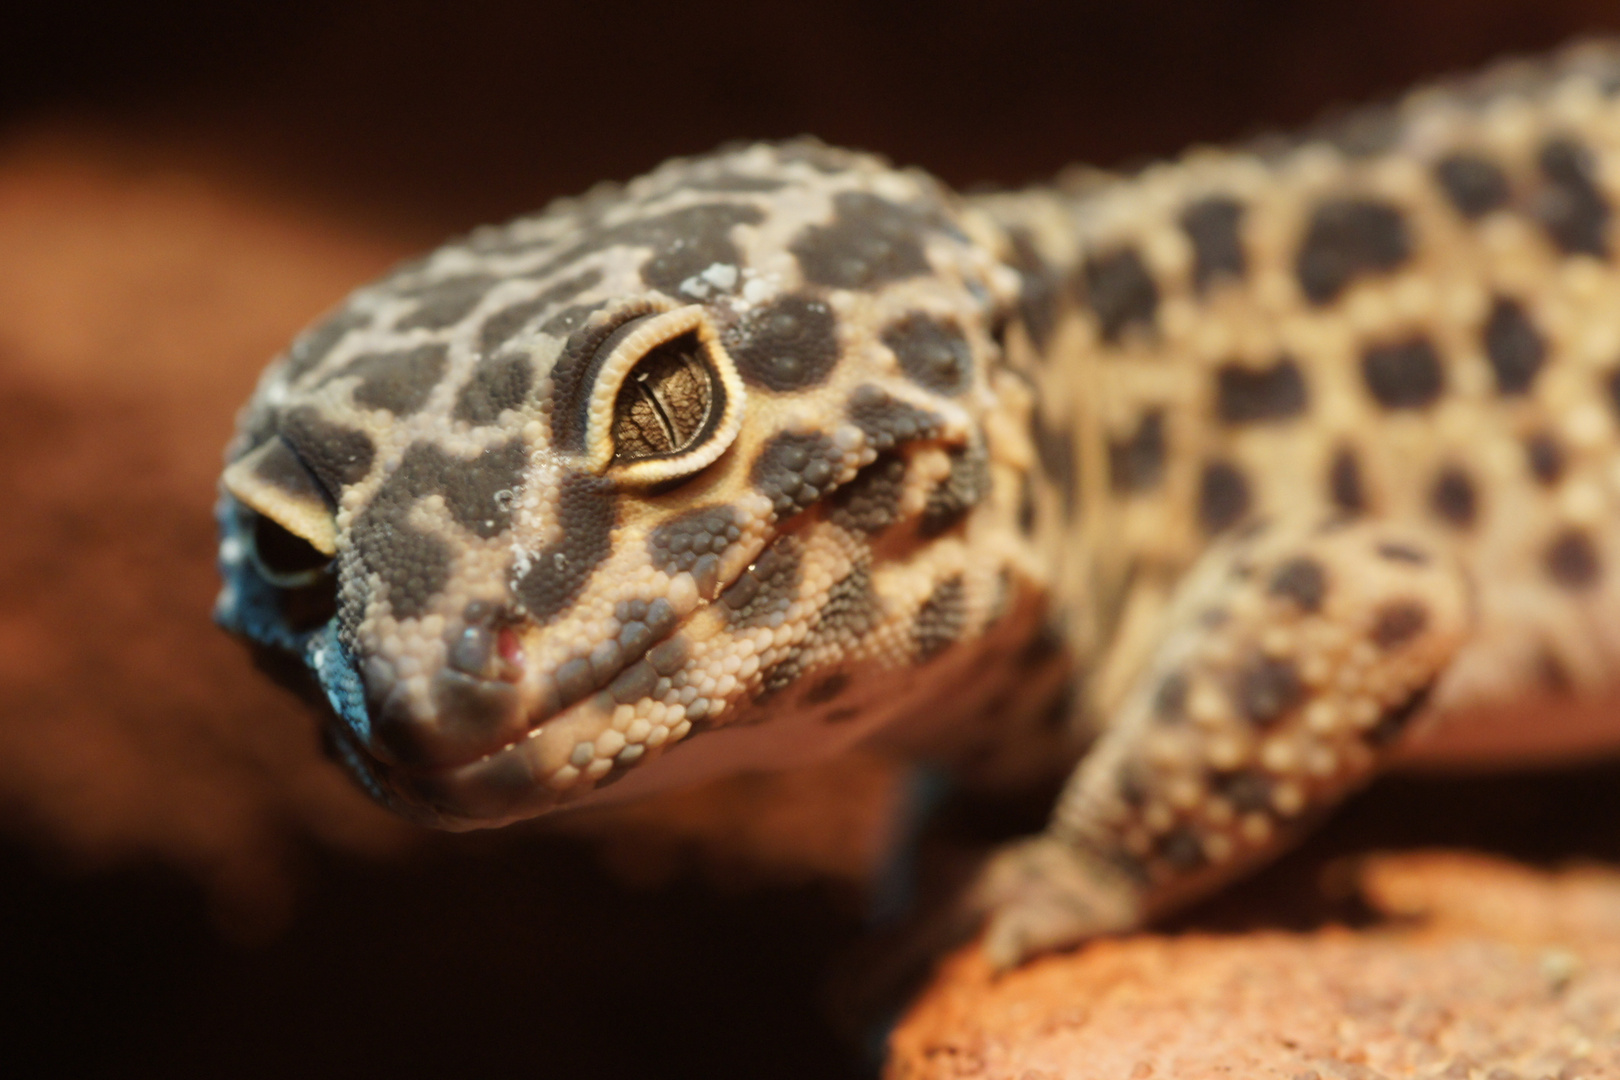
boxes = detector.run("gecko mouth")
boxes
[332,596,698,829]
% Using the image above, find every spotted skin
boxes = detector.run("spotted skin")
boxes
[218,42,1620,968]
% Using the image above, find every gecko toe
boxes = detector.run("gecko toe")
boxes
[976,836,1143,970]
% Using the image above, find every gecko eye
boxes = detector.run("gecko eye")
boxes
[248,511,333,587]
[582,304,745,485]
[221,434,340,587]
[611,331,717,464]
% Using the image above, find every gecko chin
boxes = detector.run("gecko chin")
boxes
[347,602,712,829]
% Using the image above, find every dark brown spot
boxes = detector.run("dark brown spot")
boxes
[477,269,603,355]
[1535,137,1610,257]
[1525,432,1565,485]
[1268,558,1327,613]
[845,385,942,452]
[636,204,766,295]
[1430,466,1478,529]
[1483,297,1546,395]
[1434,154,1510,219]
[1606,367,1620,424]
[608,662,659,705]
[282,309,368,381]
[1017,621,1066,671]
[1181,196,1246,291]
[648,505,742,575]
[883,313,973,396]
[488,203,765,295]
[720,535,802,628]
[1371,601,1428,648]
[1198,460,1250,535]
[920,444,991,537]
[752,432,842,519]
[246,435,333,508]
[341,343,450,416]
[539,302,604,339]
[1117,766,1149,807]
[1212,770,1273,813]
[913,575,967,661]
[1362,337,1443,410]
[1237,656,1304,727]
[1215,357,1308,424]
[647,637,689,676]
[761,564,881,695]
[347,449,467,622]
[396,274,497,332]
[1004,227,1061,351]
[1107,411,1165,495]
[725,294,840,392]
[1153,671,1188,722]
[278,407,376,496]
[1329,446,1365,514]
[1079,247,1159,343]
[1296,198,1412,305]
[791,191,933,289]
[512,474,617,623]
[1537,649,1574,695]
[454,352,534,426]
[436,440,529,539]
[1375,543,1427,568]
[1545,528,1602,590]
[1157,828,1207,871]
[828,453,907,535]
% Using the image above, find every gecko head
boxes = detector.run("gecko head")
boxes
[215,141,1051,829]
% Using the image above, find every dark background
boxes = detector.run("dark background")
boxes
[13,0,1620,230]
[7,2,1620,1077]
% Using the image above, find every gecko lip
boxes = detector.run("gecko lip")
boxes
[341,596,692,828]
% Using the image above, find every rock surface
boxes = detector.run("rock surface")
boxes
[890,853,1620,1080]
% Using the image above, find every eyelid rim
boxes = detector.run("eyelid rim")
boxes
[221,435,340,556]
[581,304,746,485]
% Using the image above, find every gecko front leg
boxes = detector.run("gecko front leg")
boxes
[976,518,1472,968]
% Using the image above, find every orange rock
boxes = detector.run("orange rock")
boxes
[890,853,1620,1080]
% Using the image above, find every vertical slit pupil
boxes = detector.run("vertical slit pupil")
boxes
[634,366,682,447]
[612,333,716,463]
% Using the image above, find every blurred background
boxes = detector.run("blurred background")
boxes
[8,2,1620,1076]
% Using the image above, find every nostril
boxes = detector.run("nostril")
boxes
[448,605,526,682]
[496,626,524,674]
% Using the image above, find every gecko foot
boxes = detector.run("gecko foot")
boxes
[974,835,1144,970]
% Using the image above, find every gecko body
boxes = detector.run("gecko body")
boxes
[218,43,1620,964]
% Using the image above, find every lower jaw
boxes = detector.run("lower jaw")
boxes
[328,699,657,830]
